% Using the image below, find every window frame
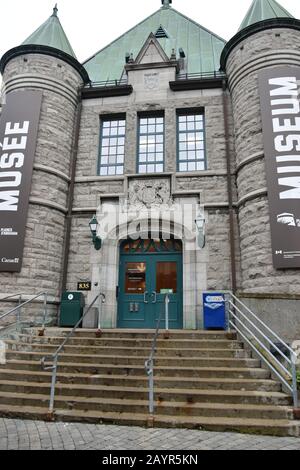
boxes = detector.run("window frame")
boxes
[176,109,207,173]
[98,114,126,177]
[137,112,165,174]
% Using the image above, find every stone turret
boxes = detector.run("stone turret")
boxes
[221,0,300,336]
[0,6,89,323]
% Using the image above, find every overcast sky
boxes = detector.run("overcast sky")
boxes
[0,0,300,63]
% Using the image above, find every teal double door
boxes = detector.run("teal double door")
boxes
[117,240,183,329]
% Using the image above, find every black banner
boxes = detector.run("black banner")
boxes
[0,90,42,272]
[259,67,300,269]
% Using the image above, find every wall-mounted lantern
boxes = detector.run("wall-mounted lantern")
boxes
[89,215,102,250]
[195,214,206,249]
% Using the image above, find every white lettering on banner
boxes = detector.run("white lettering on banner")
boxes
[1,257,19,263]
[0,121,30,212]
[0,172,22,188]
[0,191,19,211]
[269,77,298,97]
[278,177,300,199]
[271,99,300,115]
[5,121,30,135]
[269,77,300,199]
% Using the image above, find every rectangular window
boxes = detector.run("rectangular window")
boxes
[156,262,177,293]
[177,111,206,172]
[138,114,164,174]
[98,116,126,176]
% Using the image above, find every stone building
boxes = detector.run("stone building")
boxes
[0,0,300,340]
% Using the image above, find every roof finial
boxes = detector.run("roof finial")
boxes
[161,0,172,8]
[52,4,58,17]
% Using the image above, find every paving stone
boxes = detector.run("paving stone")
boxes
[0,418,300,450]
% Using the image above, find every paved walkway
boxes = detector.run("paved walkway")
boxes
[0,418,300,450]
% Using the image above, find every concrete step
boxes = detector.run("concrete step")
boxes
[0,368,271,386]
[0,400,298,437]
[0,384,290,418]
[3,359,265,377]
[5,340,251,359]
[7,351,253,368]
[0,387,291,406]
[23,328,237,341]
[4,350,259,369]
[0,374,281,394]
[1,328,297,437]
[14,334,244,349]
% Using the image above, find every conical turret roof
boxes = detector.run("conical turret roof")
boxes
[239,0,294,31]
[22,4,76,58]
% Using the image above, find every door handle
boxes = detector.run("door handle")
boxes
[151,291,157,304]
[143,291,149,304]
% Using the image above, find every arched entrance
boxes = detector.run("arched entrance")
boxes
[117,239,183,329]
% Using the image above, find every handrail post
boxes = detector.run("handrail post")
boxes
[43,292,47,329]
[17,295,22,331]
[98,294,102,331]
[291,352,299,409]
[96,293,105,336]
[229,292,236,328]
[165,294,169,331]
[47,355,58,420]
[225,293,231,331]
[149,358,154,415]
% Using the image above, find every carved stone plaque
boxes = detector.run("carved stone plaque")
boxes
[144,72,159,90]
[128,179,172,208]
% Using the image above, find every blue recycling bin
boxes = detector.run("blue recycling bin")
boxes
[203,293,226,330]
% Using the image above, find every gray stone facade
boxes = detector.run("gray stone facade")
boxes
[65,62,234,329]
[0,19,299,339]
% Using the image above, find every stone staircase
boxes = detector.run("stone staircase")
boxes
[0,328,299,436]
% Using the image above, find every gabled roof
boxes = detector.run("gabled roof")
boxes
[134,33,171,65]
[83,4,226,82]
[239,0,294,31]
[22,5,76,58]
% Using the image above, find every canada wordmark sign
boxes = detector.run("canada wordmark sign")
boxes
[0,91,42,272]
[259,67,300,269]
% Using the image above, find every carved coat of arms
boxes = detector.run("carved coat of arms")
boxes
[129,180,172,208]
[144,73,159,90]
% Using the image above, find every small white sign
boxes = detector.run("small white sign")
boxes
[0,341,6,365]
[68,294,74,301]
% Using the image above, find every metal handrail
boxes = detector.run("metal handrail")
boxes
[177,71,226,81]
[227,292,298,408]
[230,293,295,356]
[0,293,24,302]
[41,292,105,417]
[85,78,128,89]
[0,292,48,330]
[85,72,227,89]
[145,293,170,415]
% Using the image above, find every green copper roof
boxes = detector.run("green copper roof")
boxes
[239,0,294,31]
[22,5,76,58]
[83,4,226,82]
